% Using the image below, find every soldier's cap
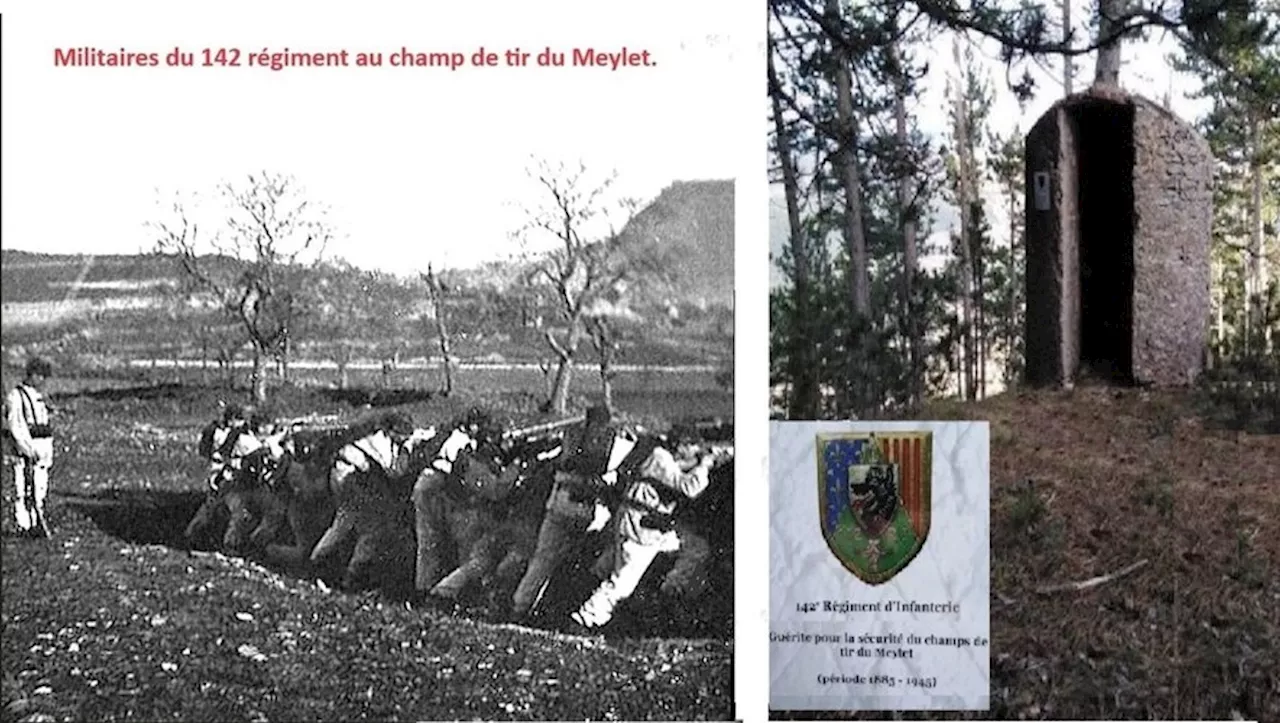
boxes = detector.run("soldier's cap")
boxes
[25,357,52,378]
[382,411,416,437]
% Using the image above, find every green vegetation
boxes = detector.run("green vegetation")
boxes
[768,3,1279,719]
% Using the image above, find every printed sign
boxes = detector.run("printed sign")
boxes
[770,421,990,712]
[1033,171,1051,210]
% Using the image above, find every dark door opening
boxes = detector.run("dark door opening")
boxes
[1072,101,1136,383]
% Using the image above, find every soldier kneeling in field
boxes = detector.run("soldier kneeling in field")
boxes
[187,404,288,548]
[199,403,257,492]
[510,405,619,618]
[201,405,289,488]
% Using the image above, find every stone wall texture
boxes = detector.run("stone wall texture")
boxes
[1130,100,1214,386]
[1024,107,1068,386]
[1024,86,1213,387]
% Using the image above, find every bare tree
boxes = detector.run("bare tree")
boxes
[308,260,368,390]
[422,264,456,396]
[585,316,621,413]
[515,158,668,414]
[1062,0,1075,94]
[583,298,646,414]
[151,171,332,403]
[207,322,249,389]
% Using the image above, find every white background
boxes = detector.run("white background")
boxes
[1,0,771,719]
[2,0,756,273]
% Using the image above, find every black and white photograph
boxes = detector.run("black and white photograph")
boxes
[1,2,749,720]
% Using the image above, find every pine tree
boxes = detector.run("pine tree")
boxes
[987,128,1027,386]
[1172,0,1280,366]
[942,37,995,400]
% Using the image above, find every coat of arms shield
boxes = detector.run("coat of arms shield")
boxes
[816,431,932,584]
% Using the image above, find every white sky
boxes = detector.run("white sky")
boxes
[1,0,746,275]
[769,0,1214,284]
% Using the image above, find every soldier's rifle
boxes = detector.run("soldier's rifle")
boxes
[277,414,346,432]
[23,464,50,537]
[502,415,585,442]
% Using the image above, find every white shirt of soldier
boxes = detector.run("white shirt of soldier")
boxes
[430,428,476,475]
[617,446,715,550]
[339,428,423,476]
[330,426,436,493]
[4,384,52,466]
[204,424,264,490]
[209,424,260,461]
[571,443,719,629]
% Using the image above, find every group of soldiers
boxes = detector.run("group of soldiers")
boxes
[3,354,731,634]
[194,401,732,634]
[511,405,732,631]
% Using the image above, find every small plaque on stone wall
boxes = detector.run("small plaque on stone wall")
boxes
[1033,171,1051,210]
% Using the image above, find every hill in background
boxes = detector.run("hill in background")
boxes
[441,179,734,310]
[619,179,734,309]
[0,179,734,372]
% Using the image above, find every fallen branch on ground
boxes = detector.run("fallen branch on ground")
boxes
[1035,558,1149,595]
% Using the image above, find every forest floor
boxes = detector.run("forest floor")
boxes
[775,385,1279,721]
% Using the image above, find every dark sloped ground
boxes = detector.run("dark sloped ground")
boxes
[773,387,1279,721]
[2,506,731,722]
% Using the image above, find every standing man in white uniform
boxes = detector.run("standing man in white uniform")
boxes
[4,357,55,538]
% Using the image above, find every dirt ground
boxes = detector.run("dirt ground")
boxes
[0,380,734,722]
[773,386,1279,721]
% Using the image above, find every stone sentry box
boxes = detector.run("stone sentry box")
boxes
[1024,85,1214,387]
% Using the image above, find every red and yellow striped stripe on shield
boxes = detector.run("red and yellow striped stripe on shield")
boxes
[874,432,932,538]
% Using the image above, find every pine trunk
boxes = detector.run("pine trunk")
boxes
[827,0,872,414]
[894,41,921,409]
[828,0,870,319]
[1008,186,1020,385]
[953,39,979,401]
[1062,0,1073,95]
[1248,116,1270,355]
[770,38,819,419]
[1094,0,1126,87]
